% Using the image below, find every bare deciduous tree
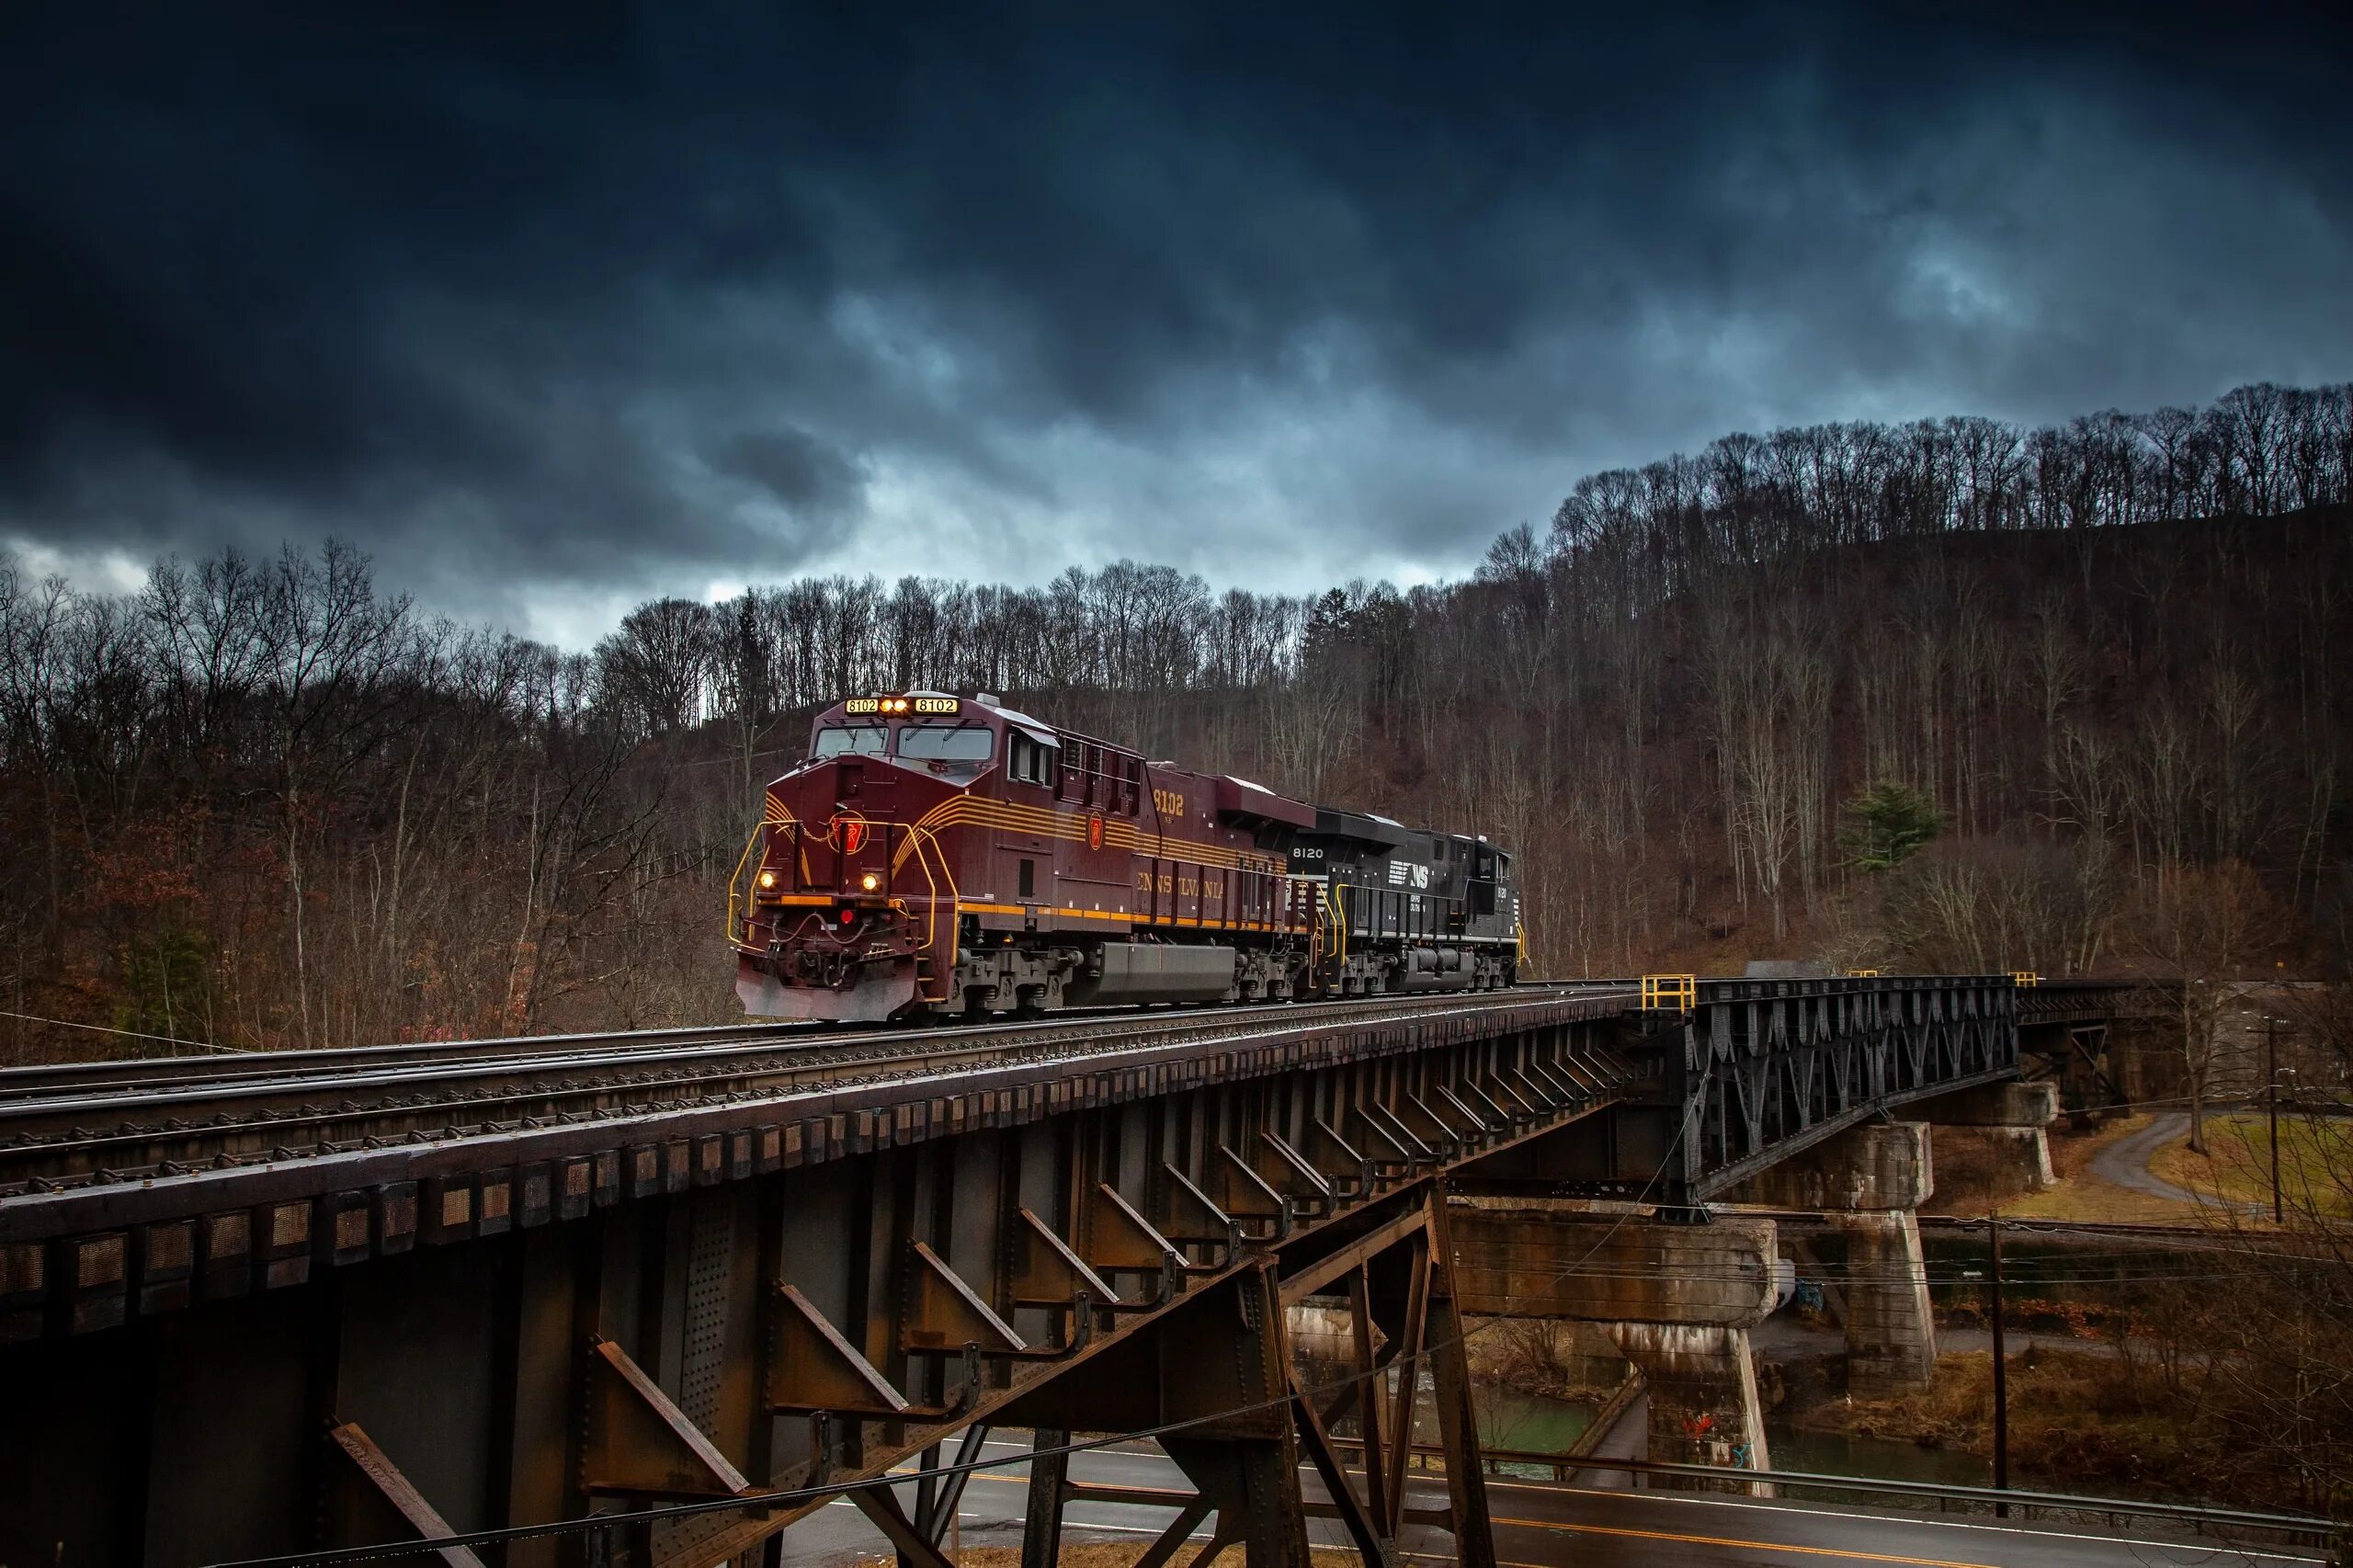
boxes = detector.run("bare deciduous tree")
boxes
[0,382,2347,1062]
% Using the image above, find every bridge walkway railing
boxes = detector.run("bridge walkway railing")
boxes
[1324,1438,2342,1553]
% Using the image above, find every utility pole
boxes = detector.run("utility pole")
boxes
[2266,1015,2283,1226]
[1988,1211,2009,1517]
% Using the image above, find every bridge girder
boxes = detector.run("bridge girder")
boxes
[0,976,2067,1566]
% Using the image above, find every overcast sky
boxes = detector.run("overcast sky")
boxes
[4,5,2348,646]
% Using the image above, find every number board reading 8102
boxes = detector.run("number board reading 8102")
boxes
[841,695,961,716]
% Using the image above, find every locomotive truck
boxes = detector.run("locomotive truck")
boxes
[730,691,1520,1021]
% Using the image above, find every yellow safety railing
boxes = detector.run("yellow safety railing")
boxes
[726,823,772,946]
[901,823,962,1005]
[1322,882,1349,969]
[1847,968,1881,978]
[1641,973,1698,1012]
[2010,971,2040,987]
[731,813,960,1002]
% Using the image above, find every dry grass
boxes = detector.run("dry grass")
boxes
[852,1550,1361,1566]
[2148,1113,2353,1218]
[1930,1113,2204,1223]
[1467,1315,1627,1402]
[1835,1347,2239,1501]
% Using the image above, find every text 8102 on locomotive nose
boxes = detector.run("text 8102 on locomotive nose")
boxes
[727,692,1521,1021]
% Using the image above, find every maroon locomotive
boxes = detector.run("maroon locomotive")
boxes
[730,691,1521,1021]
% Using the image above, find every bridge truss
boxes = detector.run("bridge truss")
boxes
[0,976,2063,1567]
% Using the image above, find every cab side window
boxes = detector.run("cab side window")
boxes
[1009,733,1057,786]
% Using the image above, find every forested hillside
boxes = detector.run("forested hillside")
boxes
[5,383,2348,1060]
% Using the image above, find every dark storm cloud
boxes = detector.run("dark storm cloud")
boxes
[2,4,2348,635]
[711,426,863,513]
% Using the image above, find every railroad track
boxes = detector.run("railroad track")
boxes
[0,1017,832,1099]
[0,983,1631,1195]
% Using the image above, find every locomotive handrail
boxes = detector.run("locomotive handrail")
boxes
[904,823,961,1005]
[1323,881,1348,970]
[734,697,1529,1021]
[726,822,772,948]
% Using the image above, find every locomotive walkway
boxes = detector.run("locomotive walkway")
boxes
[0,975,2130,1568]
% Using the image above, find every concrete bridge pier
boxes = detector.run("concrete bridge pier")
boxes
[1607,1321,1773,1478]
[1723,1121,1938,1399]
[1450,1205,1779,1489]
[1920,1080,2061,1192]
[1834,1210,1937,1399]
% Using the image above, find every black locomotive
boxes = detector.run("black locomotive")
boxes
[1280,809,1519,994]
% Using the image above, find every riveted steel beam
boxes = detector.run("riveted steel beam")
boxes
[0,977,2084,1568]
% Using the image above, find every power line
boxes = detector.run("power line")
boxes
[192,1102,2353,1565]
[211,1132,1699,1567]
[0,1006,249,1055]
[196,1238,2353,1566]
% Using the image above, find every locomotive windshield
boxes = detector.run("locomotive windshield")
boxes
[813,723,888,757]
[895,724,994,762]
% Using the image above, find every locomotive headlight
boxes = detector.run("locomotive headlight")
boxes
[757,870,776,889]
[860,872,880,892]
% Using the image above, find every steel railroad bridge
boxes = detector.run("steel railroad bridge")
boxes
[0,976,2123,1568]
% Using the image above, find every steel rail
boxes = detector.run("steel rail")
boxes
[0,983,1610,1119]
[0,982,1615,1103]
[0,969,2067,1102]
[0,995,1382,1099]
[0,1002,1312,1099]
[0,1017,839,1098]
[0,984,1631,1192]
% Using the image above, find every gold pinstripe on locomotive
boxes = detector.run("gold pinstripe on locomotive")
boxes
[732,691,1519,1022]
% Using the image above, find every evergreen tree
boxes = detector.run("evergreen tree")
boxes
[1840,782,1941,872]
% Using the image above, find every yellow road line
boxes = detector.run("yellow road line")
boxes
[1409,1560,1942,1568]
[881,1469,1998,1567]
[1414,1558,1972,1568]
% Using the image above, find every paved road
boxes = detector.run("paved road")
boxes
[774,1432,2324,1567]
[2091,1112,2264,1212]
